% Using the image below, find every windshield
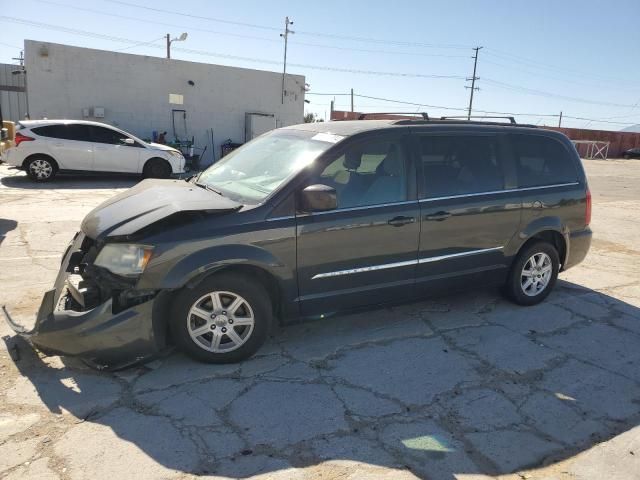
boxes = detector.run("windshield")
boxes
[196,129,341,204]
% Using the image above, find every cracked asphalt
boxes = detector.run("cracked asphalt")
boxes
[1,160,639,480]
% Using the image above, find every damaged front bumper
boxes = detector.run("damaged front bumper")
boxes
[2,232,170,370]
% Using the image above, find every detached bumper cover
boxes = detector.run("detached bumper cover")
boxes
[2,233,168,370]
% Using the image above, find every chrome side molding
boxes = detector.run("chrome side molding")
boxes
[312,246,504,279]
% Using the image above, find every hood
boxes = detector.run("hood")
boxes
[81,179,241,239]
[148,142,180,152]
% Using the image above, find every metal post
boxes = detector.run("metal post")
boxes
[280,17,294,104]
[466,46,482,120]
[558,111,563,127]
[166,34,171,59]
[350,88,354,112]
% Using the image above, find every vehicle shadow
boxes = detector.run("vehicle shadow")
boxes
[0,172,139,190]
[4,281,640,479]
[0,218,17,246]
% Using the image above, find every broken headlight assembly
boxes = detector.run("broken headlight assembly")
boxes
[93,244,154,278]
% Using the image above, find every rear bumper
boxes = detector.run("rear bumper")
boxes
[2,233,169,370]
[564,227,592,270]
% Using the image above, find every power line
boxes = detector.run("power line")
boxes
[482,57,640,92]
[105,0,281,31]
[484,48,636,86]
[308,91,640,125]
[0,40,22,49]
[103,0,472,50]
[0,16,465,80]
[115,36,165,52]
[483,78,636,109]
[34,0,282,43]
[33,0,470,59]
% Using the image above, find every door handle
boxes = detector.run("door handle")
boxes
[387,216,416,227]
[425,211,452,221]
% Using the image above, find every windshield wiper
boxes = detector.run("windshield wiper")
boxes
[195,182,224,197]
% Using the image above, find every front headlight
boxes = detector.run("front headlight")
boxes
[168,150,183,159]
[94,244,155,277]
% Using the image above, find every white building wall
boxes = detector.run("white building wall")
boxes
[24,40,305,166]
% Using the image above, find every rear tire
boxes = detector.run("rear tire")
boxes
[504,241,559,306]
[170,273,272,363]
[143,158,171,179]
[26,156,57,182]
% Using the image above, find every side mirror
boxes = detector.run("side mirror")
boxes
[0,128,7,141]
[300,184,337,212]
[121,138,135,145]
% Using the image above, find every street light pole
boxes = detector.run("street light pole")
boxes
[166,32,188,59]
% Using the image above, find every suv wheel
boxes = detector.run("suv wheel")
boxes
[170,273,272,363]
[504,241,559,306]
[143,159,171,179]
[27,157,57,182]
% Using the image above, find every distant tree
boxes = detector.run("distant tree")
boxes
[304,112,324,123]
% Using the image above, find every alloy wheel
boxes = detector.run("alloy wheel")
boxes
[186,291,255,353]
[30,159,53,180]
[520,252,553,297]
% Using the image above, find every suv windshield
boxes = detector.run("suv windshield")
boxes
[196,129,339,204]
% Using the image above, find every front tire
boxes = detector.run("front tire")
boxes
[143,158,172,179]
[504,241,559,306]
[26,156,57,182]
[170,273,272,363]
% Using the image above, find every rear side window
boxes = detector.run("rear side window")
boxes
[32,124,92,142]
[510,134,578,188]
[418,135,505,198]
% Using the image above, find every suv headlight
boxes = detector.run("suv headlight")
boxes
[94,244,155,277]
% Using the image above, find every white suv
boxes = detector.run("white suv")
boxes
[3,120,185,181]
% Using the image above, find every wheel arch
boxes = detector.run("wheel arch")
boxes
[512,221,568,269]
[22,153,59,171]
[143,244,296,323]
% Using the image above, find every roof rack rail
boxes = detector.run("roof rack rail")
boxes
[439,115,517,124]
[358,112,429,120]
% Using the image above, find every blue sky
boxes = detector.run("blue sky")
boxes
[1,0,639,129]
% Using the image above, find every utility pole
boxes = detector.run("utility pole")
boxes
[350,88,354,112]
[166,34,171,59]
[280,16,294,104]
[12,51,24,67]
[11,51,29,119]
[465,46,482,120]
[558,111,563,127]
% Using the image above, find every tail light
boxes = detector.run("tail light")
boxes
[15,132,35,147]
[585,187,592,226]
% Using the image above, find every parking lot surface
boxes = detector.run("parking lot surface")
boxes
[1,160,639,480]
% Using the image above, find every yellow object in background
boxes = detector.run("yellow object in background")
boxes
[1,120,16,155]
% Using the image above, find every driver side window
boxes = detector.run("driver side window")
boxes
[316,138,408,209]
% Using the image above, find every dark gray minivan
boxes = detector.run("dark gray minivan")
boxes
[4,118,592,369]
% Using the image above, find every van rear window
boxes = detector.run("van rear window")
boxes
[510,134,578,188]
